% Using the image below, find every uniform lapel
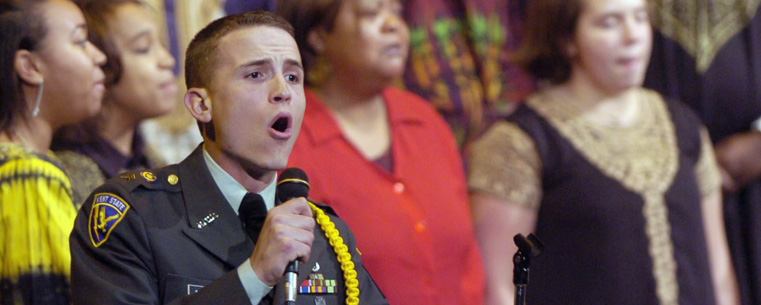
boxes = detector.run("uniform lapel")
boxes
[178,146,254,268]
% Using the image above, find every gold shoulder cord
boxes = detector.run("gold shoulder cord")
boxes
[308,202,360,305]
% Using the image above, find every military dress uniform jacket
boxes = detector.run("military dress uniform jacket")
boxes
[69,146,388,305]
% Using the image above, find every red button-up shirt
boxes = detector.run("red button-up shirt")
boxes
[287,87,485,305]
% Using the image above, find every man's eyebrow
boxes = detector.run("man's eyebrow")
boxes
[237,58,303,71]
[284,59,303,70]
[239,59,270,68]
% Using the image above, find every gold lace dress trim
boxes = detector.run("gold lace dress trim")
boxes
[650,0,761,73]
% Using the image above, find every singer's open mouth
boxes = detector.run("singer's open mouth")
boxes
[272,117,289,133]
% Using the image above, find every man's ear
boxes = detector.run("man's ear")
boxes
[184,87,212,123]
[14,50,43,86]
[307,28,327,54]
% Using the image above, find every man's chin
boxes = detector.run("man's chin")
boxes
[247,159,290,177]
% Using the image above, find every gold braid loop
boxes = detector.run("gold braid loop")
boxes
[309,202,359,305]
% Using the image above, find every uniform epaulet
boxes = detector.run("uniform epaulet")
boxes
[111,164,182,193]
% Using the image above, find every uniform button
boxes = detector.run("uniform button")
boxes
[414,221,426,233]
[393,182,405,194]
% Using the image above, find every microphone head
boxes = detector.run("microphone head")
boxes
[513,233,544,258]
[277,168,310,202]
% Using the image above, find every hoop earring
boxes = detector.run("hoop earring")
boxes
[31,79,43,117]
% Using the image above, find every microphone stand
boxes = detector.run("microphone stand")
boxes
[513,234,544,305]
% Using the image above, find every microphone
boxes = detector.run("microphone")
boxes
[277,168,310,203]
[513,233,544,305]
[277,168,310,305]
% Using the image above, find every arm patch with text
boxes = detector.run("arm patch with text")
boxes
[88,193,130,247]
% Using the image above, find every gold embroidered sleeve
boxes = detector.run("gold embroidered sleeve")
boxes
[695,127,721,199]
[467,121,543,210]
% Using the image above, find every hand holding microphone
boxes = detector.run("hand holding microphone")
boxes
[246,168,315,293]
[276,168,312,305]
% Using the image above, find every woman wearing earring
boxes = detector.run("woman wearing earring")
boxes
[468,0,739,304]
[0,0,106,303]
[278,1,485,304]
[52,0,177,205]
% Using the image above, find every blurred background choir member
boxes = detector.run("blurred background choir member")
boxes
[277,0,485,304]
[52,0,177,205]
[402,0,534,148]
[467,0,740,304]
[644,2,761,304]
[0,0,106,303]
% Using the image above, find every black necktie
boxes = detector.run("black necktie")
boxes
[238,193,267,243]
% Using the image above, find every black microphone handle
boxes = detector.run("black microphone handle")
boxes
[277,168,310,305]
[284,261,298,305]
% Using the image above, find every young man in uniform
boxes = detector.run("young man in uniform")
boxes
[69,10,387,305]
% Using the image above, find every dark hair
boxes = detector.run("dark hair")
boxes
[0,0,48,133]
[275,0,342,85]
[513,0,584,84]
[184,9,295,90]
[75,0,142,87]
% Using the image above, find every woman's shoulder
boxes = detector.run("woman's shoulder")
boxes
[0,142,72,196]
[383,86,440,114]
[502,95,548,135]
[0,142,30,163]
[0,142,65,173]
[641,88,704,132]
[474,120,534,148]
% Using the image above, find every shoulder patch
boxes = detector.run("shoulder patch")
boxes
[88,193,130,247]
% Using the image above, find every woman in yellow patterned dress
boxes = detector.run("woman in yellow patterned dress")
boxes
[467,0,740,304]
[0,0,106,303]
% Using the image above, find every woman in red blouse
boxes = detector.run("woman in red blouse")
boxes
[277,0,485,304]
